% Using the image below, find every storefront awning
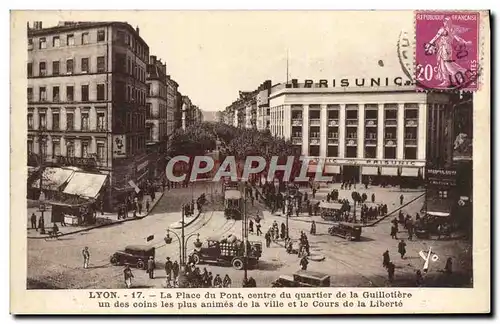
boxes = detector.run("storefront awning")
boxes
[63,172,108,199]
[324,165,340,174]
[31,167,75,191]
[381,167,398,176]
[401,167,419,177]
[362,166,379,175]
[319,201,343,210]
[308,164,318,173]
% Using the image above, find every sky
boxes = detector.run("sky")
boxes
[24,11,414,111]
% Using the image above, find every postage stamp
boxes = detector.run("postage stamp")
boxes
[415,11,480,92]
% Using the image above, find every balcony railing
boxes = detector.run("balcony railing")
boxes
[385,119,397,126]
[291,119,302,126]
[346,119,358,126]
[346,138,357,146]
[405,118,418,127]
[365,119,377,127]
[310,138,320,145]
[364,139,377,146]
[328,138,339,145]
[309,119,321,126]
[405,138,417,146]
[385,138,397,146]
[291,137,302,145]
[328,119,338,127]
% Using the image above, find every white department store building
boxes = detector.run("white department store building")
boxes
[268,82,451,184]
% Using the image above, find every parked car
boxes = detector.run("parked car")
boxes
[328,222,362,241]
[272,270,331,287]
[110,245,155,269]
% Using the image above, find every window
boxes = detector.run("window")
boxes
[97,113,106,130]
[81,141,89,158]
[384,147,396,159]
[52,113,60,130]
[39,87,46,101]
[67,34,74,46]
[52,141,60,158]
[97,30,105,42]
[66,86,74,101]
[66,141,75,157]
[39,37,46,49]
[40,140,47,157]
[97,84,105,101]
[81,85,89,101]
[39,62,46,76]
[117,30,125,44]
[97,143,105,161]
[66,113,74,130]
[404,147,417,160]
[327,146,338,157]
[115,53,126,73]
[346,146,357,158]
[66,59,74,74]
[438,190,448,199]
[97,56,106,73]
[146,103,151,118]
[52,86,60,102]
[27,141,33,155]
[81,113,89,130]
[39,113,46,129]
[28,38,33,50]
[346,110,358,119]
[81,58,89,73]
[364,146,377,158]
[81,32,89,45]
[27,88,33,102]
[27,114,33,129]
[27,63,32,77]
[52,61,60,76]
[53,36,60,47]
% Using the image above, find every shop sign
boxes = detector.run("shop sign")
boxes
[425,168,457,187]
[136,160,149,172]
[305,157,424,167]
[113,135,127,158]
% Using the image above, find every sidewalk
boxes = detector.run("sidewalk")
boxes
[27,190,166,239]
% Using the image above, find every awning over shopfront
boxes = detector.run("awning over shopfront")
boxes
[362,166,379,175]
[381,167,398,176]
[308,164,318,173]
[401,167,420,177]
[63,172,108,199]
[31,167,75,191]
[324,165,340,174]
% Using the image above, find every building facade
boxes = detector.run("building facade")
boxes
[27,21,150,209]
[166,76,178,138]
[268,82,451,184]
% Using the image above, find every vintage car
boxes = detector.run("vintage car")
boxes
[189,237,262,270]
[272,270,331,287]
[328,222,362,241]
[110,245,155,269]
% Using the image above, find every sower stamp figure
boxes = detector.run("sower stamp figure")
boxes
[82,246,90,269]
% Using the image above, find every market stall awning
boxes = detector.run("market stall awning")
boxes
[224,190,242,200]
[362,166,379,175]
[307,164,318,173]
[324,165,340,174]
[381,167,398,176]
[63,172,108,199]
[401,167,419,177]
[31,167,75,191]
[319,201,343,209]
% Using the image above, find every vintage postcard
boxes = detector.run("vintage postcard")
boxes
[10,10,490,314]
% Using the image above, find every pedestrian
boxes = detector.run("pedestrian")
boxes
[310,220,316,235]
[146,200,150,213]
[247,277,257,287]
[213,274,222,288]
[124,265,134,288]
[256,218,262,236]
[387,262,395,284]
[280,222,286,240]
[390,225,398,239]
[162,179,166,192]
[52,223,59,236]
[312,187,317,199]
[223,274,232,288]
[265,231,271,248]
[138,202,143,215]
[371,193,375,203]
[165,257,173,286]
[399,194,404,205]
[172,260,180,283]
[30,213,37,230]
[249,219,254,234]
[151,191,155,201]
[415,270,424,287]
[382,250,390,268]
[208,272,213,288]
[398,239,407,259]
[444,257,453,274]
[300,255,309,270]
[147,256,155,279]
[82,246,90,269]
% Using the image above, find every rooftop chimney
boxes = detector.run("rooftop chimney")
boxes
[136,26,140,34]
